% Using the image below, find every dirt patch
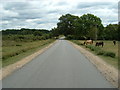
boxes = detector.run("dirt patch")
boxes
[69,41,118,88]
[0,40,57,80]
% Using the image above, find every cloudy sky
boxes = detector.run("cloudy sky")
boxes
[0,0,119,30]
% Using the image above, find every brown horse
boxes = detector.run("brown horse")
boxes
[84,40,93,45]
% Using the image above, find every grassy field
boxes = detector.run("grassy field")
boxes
[71,40,118,69]
[2,39,55,67]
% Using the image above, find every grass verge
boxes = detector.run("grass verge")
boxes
[71,40,118,69]
[2,39,55,67]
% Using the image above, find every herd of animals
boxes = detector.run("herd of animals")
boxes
[83,40,116,47]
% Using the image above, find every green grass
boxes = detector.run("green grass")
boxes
[2,39,55,67]
[71,40,118,69]
[100,41,118,57]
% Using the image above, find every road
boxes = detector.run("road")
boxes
[2,40,114,88]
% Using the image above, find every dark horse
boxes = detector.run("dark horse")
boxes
[95,41,104,47]
[113,40,116,45]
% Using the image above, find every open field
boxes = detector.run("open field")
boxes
[71,40,118,69]
[2,39,55,67]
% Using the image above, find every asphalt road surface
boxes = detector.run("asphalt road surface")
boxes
[3,40,114,88]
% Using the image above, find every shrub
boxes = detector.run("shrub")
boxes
[66,35,74,40]
[97,50,116,58]
[85,45,90,48]
[86,45,99,51]
[16,44,22,46]
[21,49,26,52]
[97,50,105,55]
[104,52,116,58]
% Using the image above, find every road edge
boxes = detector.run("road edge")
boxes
[68,40,118,88]
[0,40,57,80]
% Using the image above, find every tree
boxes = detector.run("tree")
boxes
[104,24,118,40]
[79,14,104,40]
[56,13,104,40]
[118,22,120,41]
[57,14,79,36]
[51,27,59,37]
[33,31,42,36]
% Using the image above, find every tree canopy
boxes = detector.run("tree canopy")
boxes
[53,13,118,40]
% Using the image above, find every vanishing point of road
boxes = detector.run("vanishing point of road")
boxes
[3,40,114,88]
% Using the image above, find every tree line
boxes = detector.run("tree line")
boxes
[2,28,53,41]
[51,13,119,40]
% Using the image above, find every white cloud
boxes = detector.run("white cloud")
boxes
[0,5,19,18]
[0,0,119,30]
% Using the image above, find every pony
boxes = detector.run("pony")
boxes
[113,40,116,45]
[84,40,93,45]
[95,41,104,47]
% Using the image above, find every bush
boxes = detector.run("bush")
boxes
[85,45,90,48]
[97,50,116,58]
[16,44,22,46]
[104,52,116,58]
[97,50,105,55]
[80,43,84,46]
[85,45,116,58]
[86,45,100,52]
[66,35,74,40]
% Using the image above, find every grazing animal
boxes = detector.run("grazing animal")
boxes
[84,40,93,45]
[95,41,104,47]
[113,40,116,45]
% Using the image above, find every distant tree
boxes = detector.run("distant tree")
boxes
[79,14,104,40]
[118,22,120,41]
[57,14,79,36]
[56,13,104,40]
[51,27,59,37]
[33,31,42,36]
[104,24,118,40]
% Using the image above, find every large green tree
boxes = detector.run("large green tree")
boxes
[57,14,79,36]
[79,14,104,40]
[51,27,59,37]
[53,13,118,40]
[104,24,118,40]
[56,13,104,40]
